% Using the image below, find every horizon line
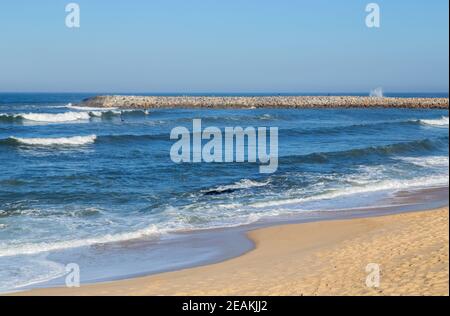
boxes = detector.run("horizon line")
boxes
[0,91,449,95]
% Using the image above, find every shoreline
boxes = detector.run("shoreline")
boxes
[77,95,449,109]
[13,191,449,296]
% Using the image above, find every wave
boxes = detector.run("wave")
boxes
[0,224,163,257]
[0,112,91,123]
[218,178,269,190]
[0,257,66,292]
[282,137,447,164]
[2,171,447,258]
[21,112,92,122]
[419,116,449,127]
[281,119,420,137]
[203,179,270,195]
[86,127,447,148]
[0,134,166,148]
[89,109,150,117]
[67,103,150,117]
[6,135,97,146]
[250,174,449,208]
[2,131,444,154]
[0,114,23,123]
[0,109,149,124]
[399,156,449,168]
[66,104,118,111]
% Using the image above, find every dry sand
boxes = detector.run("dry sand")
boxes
[15,207,449,296]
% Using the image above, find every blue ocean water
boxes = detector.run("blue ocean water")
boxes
[0,93,448,292]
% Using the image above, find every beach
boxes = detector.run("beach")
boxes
[1,93,448,294]
[16,206,449,296]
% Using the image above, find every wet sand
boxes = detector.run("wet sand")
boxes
[16,206,449,296]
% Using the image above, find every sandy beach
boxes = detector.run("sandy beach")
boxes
[16,206,449,296]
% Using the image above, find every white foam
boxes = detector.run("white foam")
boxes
[400,156,449,168]
[88,111,103,117]
[21,112,91,123]
[249,174,449,208]
[214,179,270,192]
[11,135,97,146]
[66,104,118,111]
[0,225,163,257]
[67,104,148,114]
[420,116,449,127]
[87,110,121,117]
[85,109,147,117]
[259,114,273,120]
[46,103,74,109]
[0,256,66,293]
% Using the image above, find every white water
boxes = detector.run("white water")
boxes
[0,256,66,293]
[249,173,449,209]
[400,155,449,168]
[0,224,162,257]
[66,104,118,111]
[21,112,91,123]
[11,135,97,146]
[213,179,270,192]
[420,116,449,127]
[370,87,384,98]
[1,169,447,259]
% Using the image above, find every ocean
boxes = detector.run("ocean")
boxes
[0,93,448,292]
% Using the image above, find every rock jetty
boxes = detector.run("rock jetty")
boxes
[78,95,449,109]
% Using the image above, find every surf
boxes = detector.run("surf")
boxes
[420,116,449,127]
[8,135,97,146]
[0,109,149,124]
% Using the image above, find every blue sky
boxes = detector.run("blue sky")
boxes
[0,0,448,93]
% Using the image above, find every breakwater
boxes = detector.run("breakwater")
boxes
[77,95,449,109]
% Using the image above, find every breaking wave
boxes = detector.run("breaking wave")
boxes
[0,112,91,123]
[249,174,449,208]
[203,179,270,195]
[0,225,162,257]
[0,109,149,124]
[419,116,449,127]
[281,137,447,164]
[6,135,97,146]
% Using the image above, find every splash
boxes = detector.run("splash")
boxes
[370,87,384,98]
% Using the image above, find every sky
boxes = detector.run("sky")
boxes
[0,0,448,93]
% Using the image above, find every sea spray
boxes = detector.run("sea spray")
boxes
[370,87,384,98]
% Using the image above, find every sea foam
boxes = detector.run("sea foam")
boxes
[420,116,449,127]
[249,174,449,209]
[11,135,97,146]
[0,224,162,257]
[20,112,91,123]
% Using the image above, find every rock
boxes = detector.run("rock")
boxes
[77,95,449,109]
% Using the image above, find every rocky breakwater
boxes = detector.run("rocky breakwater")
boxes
[78,95,449,109]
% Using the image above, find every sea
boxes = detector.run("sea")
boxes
[0,92,448,292]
